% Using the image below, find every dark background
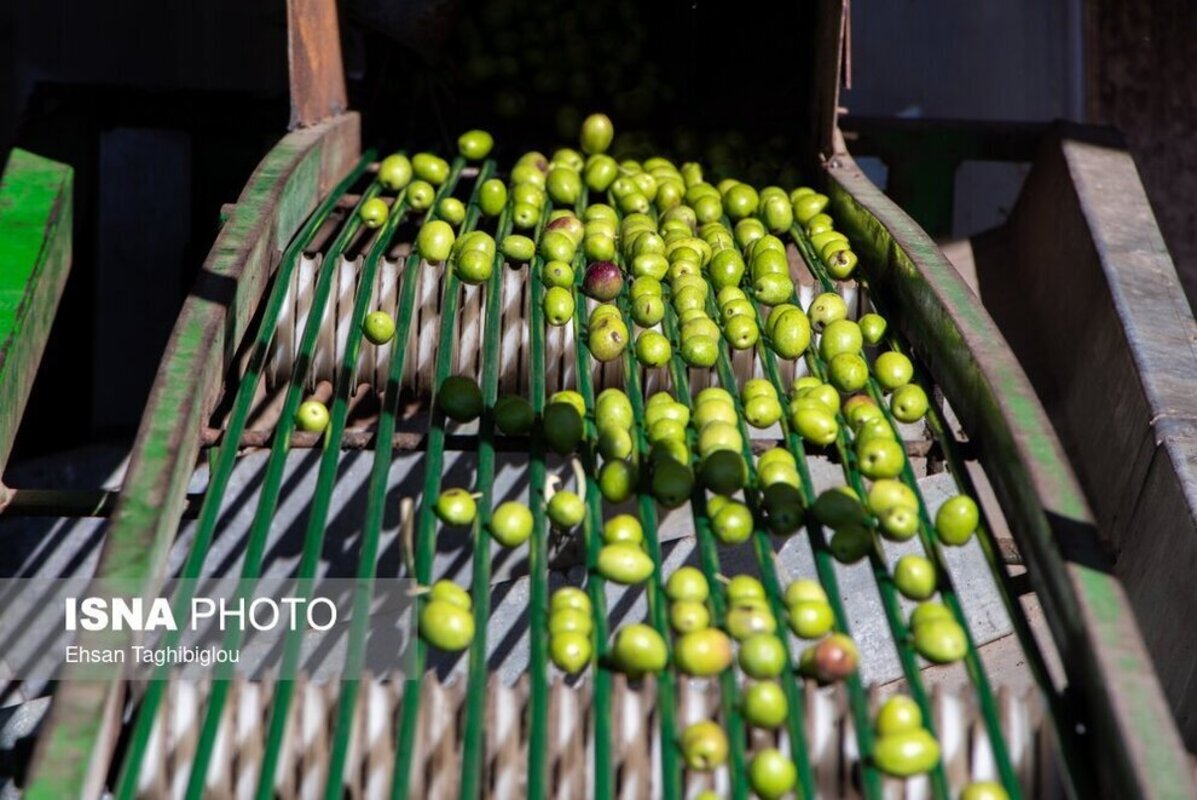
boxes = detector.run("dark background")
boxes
[1,0,1193,464]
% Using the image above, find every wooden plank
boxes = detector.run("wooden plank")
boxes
[824,131,1195,799]
[287,0,348,128]
[975,128,1197,747]
[0,148,72,480]
[811,0,848,158]
[23,113,360,800]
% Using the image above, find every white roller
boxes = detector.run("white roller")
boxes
[499,262,525,395]
[414,261,440,397]
[374,258,399,389]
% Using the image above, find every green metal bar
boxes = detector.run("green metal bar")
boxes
[566,192,613,799]
[254,185,414,800]
[111,153,373,800]
[750,317,884,798]
[794,225,1020,796]
[459,195,514,800]
[655,300,750,800]
[607,209,681,800]
[392,158,490,800]
[321,164,469,800]
[182,177,384,800]
[526,199,553,799]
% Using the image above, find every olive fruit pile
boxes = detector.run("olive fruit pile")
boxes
[597,514,654,586]
[643,392,696,508]
[872,695,941,777]
[753,447,805,536]
[419,579,475,652]
[548,587,593,674]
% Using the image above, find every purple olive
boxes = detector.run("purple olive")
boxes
[584,261,624,301]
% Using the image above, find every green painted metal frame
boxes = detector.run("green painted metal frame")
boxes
[823,137,1196,798]
[24,113,362,800]
[0,148,72,482]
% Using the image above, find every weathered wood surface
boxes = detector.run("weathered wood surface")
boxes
[972,129,1197,748]
[825,131,1195,798]
[23,113,360,800]
[287,0,348,128]
[0,148,72,480]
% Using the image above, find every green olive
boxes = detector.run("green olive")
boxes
[784,578,828,606]
[936,495,979,545]
[665,566,709,602]
[748,749,798,800]
[910,601,952,629]
[859,313,888,346]
[648,418,687,446]
[722,315,760,351]
[543,401,584,455]
[792,403,838,447]
[724,183,760,220]
[788,600,834,639]
[827,352,869,393]
[651,458,694,508]
[894,555,937,600]
[547,490,586,529]
[914,618,968,664]
[829,524,874,563]
[819,319,863,361]
[598,426,634,461]
[739,633,788,679]
[580,113,615,155]
[742,680,788,729]
[511,163,546,188]
[770,309,813,359]
[362,311,396,345]
[635,330,672,367]
[680,720,728,771]
[674,628,734,676]
[813,486,869,528]
[455,248,493,285]
[478,178,508,216]
[726,602,777,641]
[856,437,906,480]
[875,694,922,736]
[757,461,801,490]
[551,586,591,614]
[843,394,880,428]
[700,450,748,496]
[873,729,941,777]
[867,479,918,516]
[429,579,471,610]
[548,607,593,637]
[670,600,711,633]
[435,487,477,527]
[727,575,766,604]
[438,197,466,227]
[457,129,493,160]
[543,286,576,327]
[599,459,638,503]
[807,292,848,331]
[437,375,483,422]
[891,383,929,423]
[611,623,668,676]
[825,248,858,280]
[711,500,755,545]
[961,782,1011,800]
[359,197,389,229]
[873,351,913,391]
[490,501,533,547]
[547,167,583,206]
[595,388,634,430]
[541,260,575,289]
[407,180,436,211]
[708,249,746,289]
[879,504,920,541]
[762,482,805,535]
[420,599,475,651]
[494,394,534,435]
[587,314,629,362]
[412,153,450,185]
[597,543,655,585]
[587,514,637,551]
[418,220,456,263]
[512,202,541,230]
[378,154,413,191]
[550,631,592,674]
